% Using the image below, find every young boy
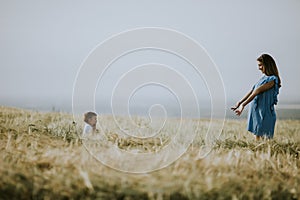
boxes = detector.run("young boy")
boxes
[82,111,97,137]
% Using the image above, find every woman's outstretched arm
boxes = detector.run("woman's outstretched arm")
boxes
[234,80,275,116]
[231,89,253,111]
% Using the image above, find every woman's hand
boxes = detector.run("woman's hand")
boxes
[234,104,244,116]
[231,102,241,111]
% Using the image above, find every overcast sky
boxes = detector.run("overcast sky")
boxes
[1,0,299,114]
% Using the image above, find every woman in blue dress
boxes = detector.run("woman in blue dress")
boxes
[231,54,281,140]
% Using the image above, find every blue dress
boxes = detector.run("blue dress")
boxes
[247,75,279,138]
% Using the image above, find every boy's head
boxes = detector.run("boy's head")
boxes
[84,112,97,126]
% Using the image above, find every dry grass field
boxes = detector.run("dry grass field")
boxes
[0,106,299,200]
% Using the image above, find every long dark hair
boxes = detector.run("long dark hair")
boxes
[257,54,281,87]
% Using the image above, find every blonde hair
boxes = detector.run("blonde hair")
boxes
[84,112,97,123]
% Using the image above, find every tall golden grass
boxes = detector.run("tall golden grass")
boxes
[0,106,299,199]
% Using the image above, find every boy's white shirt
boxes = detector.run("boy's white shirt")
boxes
[82,122,105,141]
[82,123,93,137]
